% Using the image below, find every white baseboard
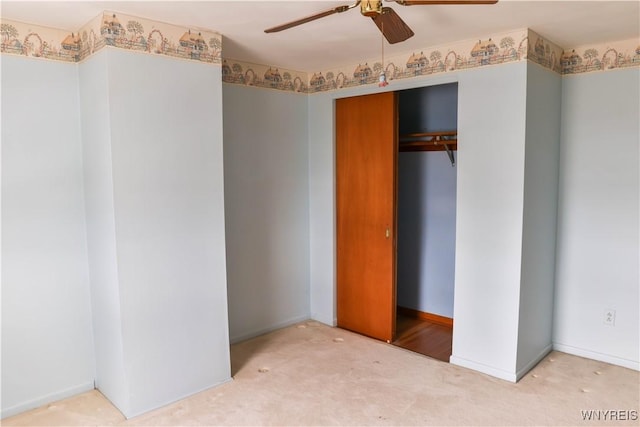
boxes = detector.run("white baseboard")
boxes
[449,355,517,382]
[122,377,233,419]
[450,344,558,383]
[515,344,553,381]
[308,312,337,327]
[229,315,310,344]
[553,343,640,371]
[1,381,95,419]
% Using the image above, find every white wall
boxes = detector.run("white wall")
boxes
[105,49,231,417]
[308,92,337,326]
[397,85,458,317]
[222,84,310,343]
[2,42,636,421]
[450,62,528,381]
[516,62,562,375]
[79,50,129,413]
[554,68,639,370]
[1,55,95,417]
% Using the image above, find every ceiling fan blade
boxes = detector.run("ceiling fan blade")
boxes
[265,4,353,33]
[372,7,415,44]
[394,0,498,5]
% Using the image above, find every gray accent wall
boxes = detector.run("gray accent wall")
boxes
[222,84,310,343]
[1,55,96,417]
[554,68,639,370]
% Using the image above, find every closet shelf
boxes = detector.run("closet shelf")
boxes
[399,131,457,152]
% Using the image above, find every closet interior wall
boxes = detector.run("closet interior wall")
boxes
[397,83,458,319]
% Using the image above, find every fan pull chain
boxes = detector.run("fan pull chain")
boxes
[379,20,389,87]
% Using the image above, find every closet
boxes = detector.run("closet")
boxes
[336,84,458,362]
[393,83,458,362]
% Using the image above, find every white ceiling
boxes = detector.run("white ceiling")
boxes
[2,0,639,71]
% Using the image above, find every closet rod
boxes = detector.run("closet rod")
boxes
[399,130,457,152]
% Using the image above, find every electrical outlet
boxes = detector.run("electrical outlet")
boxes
[603,309,616,326]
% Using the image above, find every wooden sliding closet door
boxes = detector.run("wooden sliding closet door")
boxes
[336,92,398,342]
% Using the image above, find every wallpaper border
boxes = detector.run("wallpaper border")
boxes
[304,28,528,94]
[1,12,222,66]
[3,11,638,94]
[560,38,639,75]
[222,58,309,93]
[222,30,638,95]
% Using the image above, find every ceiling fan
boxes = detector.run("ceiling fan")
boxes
[265,0,498,44]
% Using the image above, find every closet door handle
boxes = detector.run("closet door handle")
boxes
[385,227,390,239]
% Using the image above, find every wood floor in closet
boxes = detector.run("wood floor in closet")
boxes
[393,313,453,363]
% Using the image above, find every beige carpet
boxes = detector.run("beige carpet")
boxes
[4,321,639,426]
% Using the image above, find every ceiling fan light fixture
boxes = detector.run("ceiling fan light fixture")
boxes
[361,0,382,17]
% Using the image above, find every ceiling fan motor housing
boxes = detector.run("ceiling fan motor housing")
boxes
[361,0,383,16]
